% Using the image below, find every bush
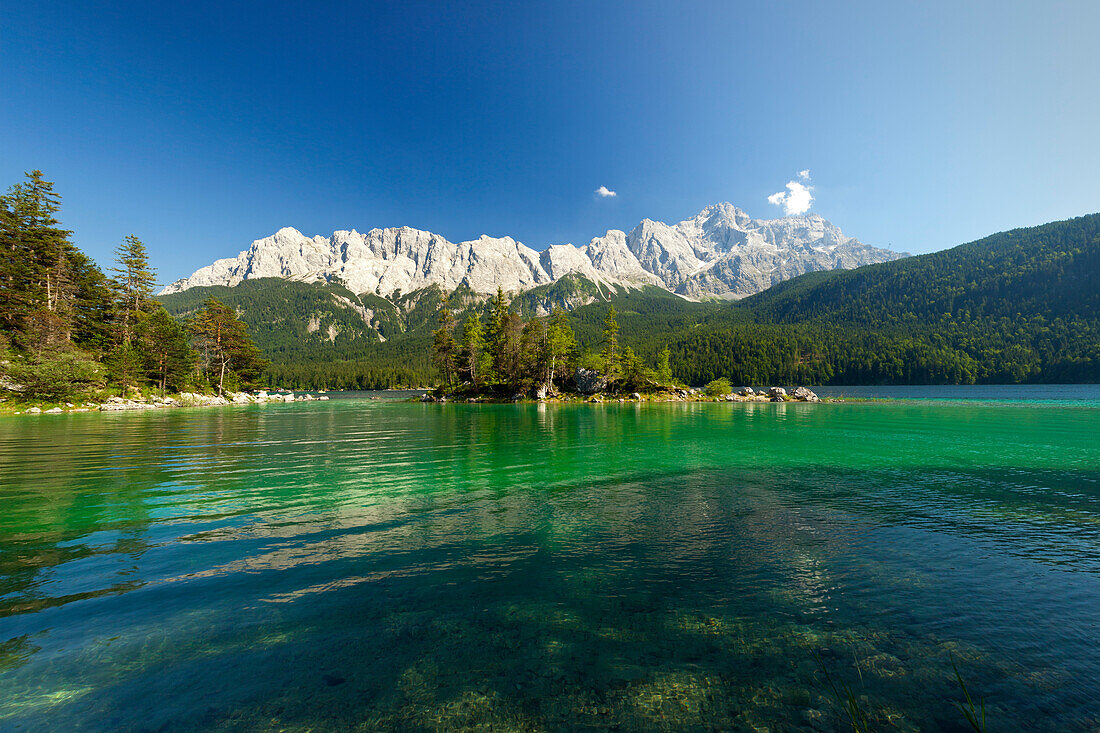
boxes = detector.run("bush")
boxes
[6,350,101,399]
[703,377,732,397]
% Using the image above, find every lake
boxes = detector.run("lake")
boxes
[1,391,1098,730]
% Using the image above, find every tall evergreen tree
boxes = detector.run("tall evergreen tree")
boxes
[459,313,487,386]
[110,235,157,344]
[498,312,524,389]
[601,304,621,381]
[519,317,548,393]
[545,307,576,391]
[189,298,267,395]
[485,286,509,382]
[0,171,77,351]
[656,345,673,384]
[432,297,458,387]
[136,307,196,395]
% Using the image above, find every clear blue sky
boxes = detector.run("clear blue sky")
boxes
[3,0,1098,283]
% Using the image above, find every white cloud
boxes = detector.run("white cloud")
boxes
[595,185,617,198]
[768,173,814,216]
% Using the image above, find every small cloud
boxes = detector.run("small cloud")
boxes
[595,185,617,198]
[768,173,814,216]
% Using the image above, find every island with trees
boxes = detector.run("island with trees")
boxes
[427,286,822,403]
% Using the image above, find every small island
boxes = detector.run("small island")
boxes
[424,287,822,404]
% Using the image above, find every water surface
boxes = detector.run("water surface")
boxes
[1,395,1098,730]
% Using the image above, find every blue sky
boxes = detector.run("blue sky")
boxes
[2,0,1098,283]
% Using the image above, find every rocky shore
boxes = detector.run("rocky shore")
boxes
[7,390,330,415]
[421,385,823,404]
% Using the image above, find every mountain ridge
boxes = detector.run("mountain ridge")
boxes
[160,203,904,301]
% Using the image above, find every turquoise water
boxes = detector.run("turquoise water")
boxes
[1,395,1098,730]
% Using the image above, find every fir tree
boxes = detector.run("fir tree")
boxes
[189,298,267,395]
[432,297,458,387]
[656,345,673,384]
[110,235,157,344]
[601,304,620,381]
[459,313,486,386]
[485,286,509,382]
[545,307,576,392]
[519,317,548,394]
[137,307,196,395]
[0,171,77,350]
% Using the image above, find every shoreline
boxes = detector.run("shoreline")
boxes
[0,390,329,417]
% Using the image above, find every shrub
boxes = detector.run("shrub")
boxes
[6,350,101,399]
[703,378,732,397]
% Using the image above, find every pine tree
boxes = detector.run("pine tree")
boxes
[656,345,673,384]
[189,298,267,395]
[485,286,508,382]
[137,307,196,395]
[110,235,157,344]
[0,171,77,351]
[545,307,576,392]
[601,304,620,381]
[519,317,548,394]
[498,312,524,390]
[432,297,458,387]
[459,313,486,386]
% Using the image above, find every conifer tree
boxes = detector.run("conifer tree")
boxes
[545,307,576,391]
[432,297,457,387]
[485,286,508,382]
[0,171,77,350]
[519,317,548,393]
[459,313,487,386]
[189,298,267,395]
[137,307,196,395]
[656,345,673,384]
[498,312,524,389]
[110,235,157,344]
[601,304,621,381]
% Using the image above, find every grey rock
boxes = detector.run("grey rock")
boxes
[792,386,821,402]
[574,368,609,395]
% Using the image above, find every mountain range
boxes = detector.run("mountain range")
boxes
[158,212,1100,388]
[160,203,903,301]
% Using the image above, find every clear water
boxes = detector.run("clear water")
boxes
[1,393,1098,730]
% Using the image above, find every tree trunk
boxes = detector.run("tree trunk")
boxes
[218,359,226,396]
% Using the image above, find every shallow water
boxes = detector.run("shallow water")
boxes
[1,396,1098,730]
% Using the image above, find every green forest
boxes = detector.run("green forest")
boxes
[0,172,267,402]
[6,170,1098,399]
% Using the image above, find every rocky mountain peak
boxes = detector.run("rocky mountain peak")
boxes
[160,204,905,300]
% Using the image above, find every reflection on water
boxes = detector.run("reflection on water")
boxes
[0,400,1098,730]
